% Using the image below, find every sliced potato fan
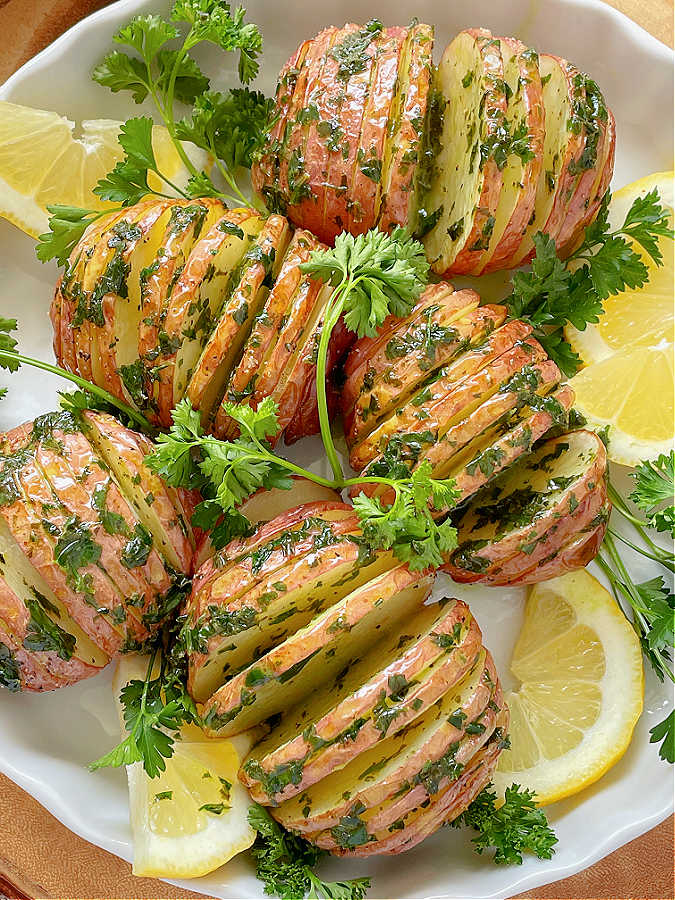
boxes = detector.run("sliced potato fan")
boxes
[239,591,482,805]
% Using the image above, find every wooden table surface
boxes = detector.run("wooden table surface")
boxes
[0,1,673,897]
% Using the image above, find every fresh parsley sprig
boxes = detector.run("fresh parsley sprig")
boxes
[506,189,673,376]
[300,227,429,480]
[0,318,19,400]
[0,348,152,431]
[451,783,558,865]
[37,1,268,265]
[594,449,675,763]
[248,804,371,900]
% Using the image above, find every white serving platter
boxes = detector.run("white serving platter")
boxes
[0,1,672,897]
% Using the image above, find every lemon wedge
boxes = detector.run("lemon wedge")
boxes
[494,570,644,805]
[112,656,256,878]
[565,171,674,466]
[0,101,210,238]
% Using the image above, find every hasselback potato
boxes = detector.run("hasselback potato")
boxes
[0,410,196,692]
[50,201,352,441]
[254,25,614,275]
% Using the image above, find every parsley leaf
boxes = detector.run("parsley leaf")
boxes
[93,117,165,205]
[650,710,675,764]
[452,783,557,865]
[0,319,19,395]
[248,804,371,899]
[630,452,675,537]
[36,206,106,266]
[352,461,459,572]
[506,189,674,377]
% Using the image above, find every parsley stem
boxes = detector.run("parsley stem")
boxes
[315,280,355,482]
[607,482,673,564]
[163,41,201,180]
[607,528,675,573]
[0,350,152,432]
[212,154,253,208]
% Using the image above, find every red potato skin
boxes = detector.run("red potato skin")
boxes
[342,716,506,856]
[32,429,167,633]
[0,588,98,691]
[407,358,562,485]
[532,59,587,248]
[50,278,63,363]
[452,384,575,505]
[322,25,380,240]
[506,505,609,585]
[318,687,504,847]
[155,208,259,425]
[0,427,124,657]
[378,24,434,232]
[445,435,607,583]
[448,30,507,276]
[342,282,461,413]
[287,30,343,238]
[559,108,616,258]
[344,288,485,445]
[284,315,354,443]
[482,486,609,586]
[278,28,338,231]
[83,412,195,575]
[277,651,499,835]
[350,330,546,472]
[186,215,290,417]
[347,28,406,236]
[214,229,328,440]
[241,604,483,806]
[252,39,311,200]
[480,40,545,273]
[187,501,353,610]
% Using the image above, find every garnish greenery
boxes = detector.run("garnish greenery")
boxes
[451,783,558,865]
[594,449,675,764]
[248,804,371,899]
[0,348,152,431]
[146,227,458,570]
[37,0,269,265]
[506,189,673,376]
[0,318,19,400]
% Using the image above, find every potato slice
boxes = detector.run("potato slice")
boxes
[444,430,607,581]
[505,505,609,585]
[347,308,519,470]
[187,509,394,702]
[472,40,545,274]
[0,609,76,692]
[202,563,429,736]
[444,384,576,504]
[274,649,495,833]
[1,421,140,652]
[421,29,507,276]
[313,687,505,851]
[32,423,172,627]
[343,285,482,446]
[240,595,483,805]
[479,480,609,586]
[347,27,406,235]
[378,24,434,232]
[186,215,291,424]
[214,230,326,439]
[0,515,108,670]
[329,713,507,856]
[155,209,263,424]
[252,38,312,208]
[192,479,343,571]
[81,411,194,574]
[555,73,611,251]
[278,27,339,230]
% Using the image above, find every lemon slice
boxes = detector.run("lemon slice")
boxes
[569,342,674,466]
[564,172,674,466]
[494,570,643,805]
[112,656,256,878]
[566,171,674,364]
[0,101,211,238]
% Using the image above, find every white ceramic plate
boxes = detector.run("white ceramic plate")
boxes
[0,1,672,898]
